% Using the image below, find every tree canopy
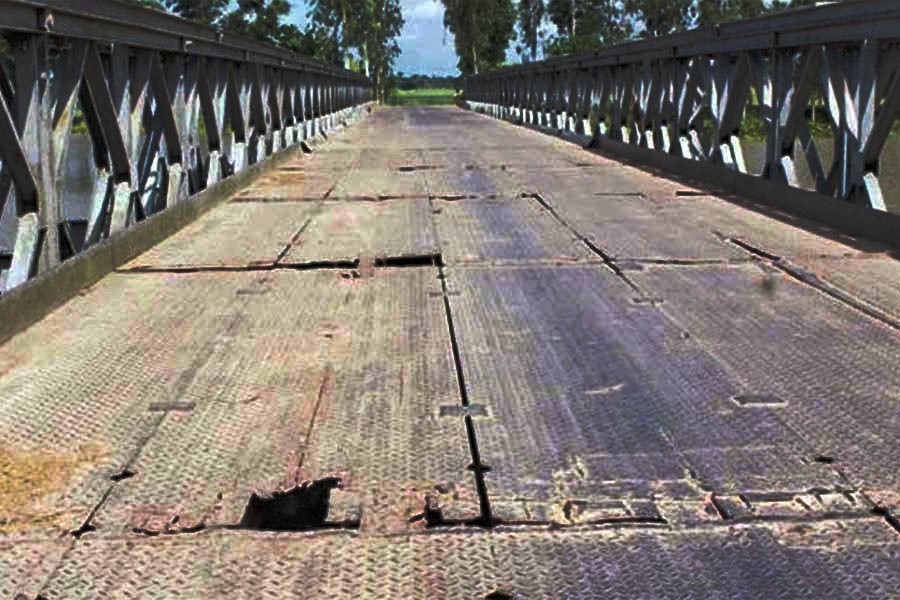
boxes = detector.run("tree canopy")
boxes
[510,0,842,61]
[124,0,403,101]
[440,0,516,75]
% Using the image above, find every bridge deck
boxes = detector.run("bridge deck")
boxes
[4,106,900,598]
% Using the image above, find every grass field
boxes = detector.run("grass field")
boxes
[387,88,458,106]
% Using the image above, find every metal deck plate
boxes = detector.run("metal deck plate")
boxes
[630,263,900,492]
[446,264,837,513]
[280,199,438,264]
[792,255,900,323]
[434,197,592,264]
[125,203,316,269]
[34,521,900,599]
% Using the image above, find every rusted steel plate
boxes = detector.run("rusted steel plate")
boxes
[433,197,593,264]
[35,520,900,599]
[123,203,316,269]
[446,264,838,516]
[0,272,274,539]
[233,158,344,201]
[629,263,900,492]
[280,199,438,264]
[89,268,477,535]
[298,268,480,533]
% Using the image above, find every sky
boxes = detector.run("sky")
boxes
[289,0,476,76]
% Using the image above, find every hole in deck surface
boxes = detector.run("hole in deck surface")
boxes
[731,394,787,408]
[397,165,440,172]
[239,478,351,531]
[375,254,444,268]
[70,523,96,538]
[485,591,515,600]
[110,469,136,482]
[813,455,836,465]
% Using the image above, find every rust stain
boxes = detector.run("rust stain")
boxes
[0,443,105,532]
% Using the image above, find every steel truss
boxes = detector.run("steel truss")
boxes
[0,0,371,292]
[466,0,900,226]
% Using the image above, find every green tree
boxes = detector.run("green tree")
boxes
[625,0,693,37]
[766,0,830,13]
[440,0,516,75]
[222,0,298,45]
[308,0,403,100]
[286,24,344,64]
[517,0,545,62]
[544,0,631,56]
[696,0,764,26]
[309,0,367,69]
[362,0,404,101]
[164,0,229,24]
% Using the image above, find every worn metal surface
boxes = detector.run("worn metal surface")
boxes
[125,203,315,269]
[434,197,593,264]
[280,199,438,264]
[34,523,900,599]
[465,1,900,245]
[447,264,839,509]
[630,263,900,493]
[0,0,371,294]
[3,105,900,597]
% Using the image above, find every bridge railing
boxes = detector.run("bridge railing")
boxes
[466,0,900,244]
[0,0,372,292]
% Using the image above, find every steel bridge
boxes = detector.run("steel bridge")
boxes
[2,1,900,598]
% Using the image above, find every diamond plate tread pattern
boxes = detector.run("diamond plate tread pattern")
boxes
[446,265,835,507]
[0,541,71,598]
[419,147,577,170]
[423,165,521,198]
[0,272,280,538]
[629,263,900,491]
[495,168,747,261]
[698,205,888,259]
[434,197,593,264]
[332,167,432,198]
[90,270,351,534]
[236,155,349,200]
[506,165,685,199]
[281,199,439,264]
[126,203,315,268]
[80,269,476,535]
[36,522,900,599]
[536,186,747,261]
[299,268,481,533]
[791,255,900,323]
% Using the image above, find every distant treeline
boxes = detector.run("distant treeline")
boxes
[395,74,462,91]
